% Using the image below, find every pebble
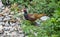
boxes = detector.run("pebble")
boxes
[0,0,4,12]
[0,16,4,21]
[3,17,10,21]
[10,11,15,15]
[3,27,10,31]
[40,16,50,21]
[0,25,3,30]
[9,27,14,32]
[0,22,4,24]
[0,25,4,34]
[0,1,3,8]
[1,6,5,10]
[0,1,25,36]
[10,22,16,26]
[0,5,24,37]
[4,21,10,27]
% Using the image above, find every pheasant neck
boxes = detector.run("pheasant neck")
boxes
[24,11,28,15]
[24,11,28,20]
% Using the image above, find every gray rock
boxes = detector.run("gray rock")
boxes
[0,2,3,9]
[25,36,28,37]
[3,31,10,35]
[3,35,11,37]
[8,15,13,17]
[3,27,10,31]
[9,27,14,33]
[10,11,15,15]
[0,30,4,34]
[1,6,5,10]
[18,30,23,34]
[0,0,1,2]
[0,25,4,34]
[4,21,10,27]
[3,17,10,21]
[40,16,50,21]
[3,13,9,16]
[0,22,5,25]
[19,34,24,37]
[0,16,4,21]
[10,22,16,26]
[11,31,17,35]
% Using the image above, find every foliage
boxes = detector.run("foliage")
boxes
[21,8,60,37]
[2,0,60,16]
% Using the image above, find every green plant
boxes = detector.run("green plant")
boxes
[21,8,60,37]
[2,0,59,16]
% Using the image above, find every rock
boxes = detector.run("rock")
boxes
[0,1,3,9]
[19,34,24,37]
[1,6,5,10]
[40,16,50,21]
[8,15,13,17]
[10,18,16,23]
[0,22,5,25]
[17,27,23,34]
[11,31,17,35]
[4,21,10,27]
[10,22,16,26]
[14,26,18,31]
[18,30,23,34]
[0,30,4,34]
[0,0,4,12]
[3,35,11,37]
[0,0,1,1]
[9,35,17,37]
[0,14,4,21]
[3,27,10,31]
[3,7,10,13]
[3,31,10,35]
[25,36,28,37]
[0,17,3,21]
[0,13,4,16]
[0,25,3,30]
[9,27,14,33]
[0,25,4,34]
[3,17,10,21]
[10,11,15,15]
[3,12,9,16]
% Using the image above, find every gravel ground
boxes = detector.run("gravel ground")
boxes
[0,0,25,37]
